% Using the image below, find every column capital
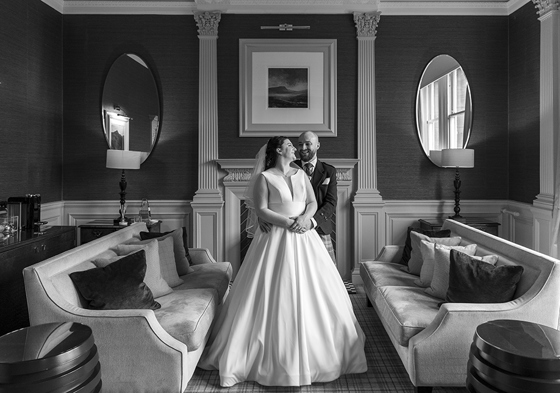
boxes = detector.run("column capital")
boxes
[353,11,381,38]
[533,0,560,17]
[194,11,221,37]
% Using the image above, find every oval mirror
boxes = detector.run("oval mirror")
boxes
[101,53,160,162]
[415,55,472,166]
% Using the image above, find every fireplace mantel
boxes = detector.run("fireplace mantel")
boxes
[217,158,359,279]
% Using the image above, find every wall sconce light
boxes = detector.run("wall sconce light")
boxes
[441,148,474,221]
[106,150,142,225]
[113,104,133,120]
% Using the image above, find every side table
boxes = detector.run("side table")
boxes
[0,322,101,392]
[419,218,500,237]
[467,319,560,393]
[79,219,162,245]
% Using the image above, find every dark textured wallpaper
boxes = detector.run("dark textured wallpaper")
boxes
[508,3,540,204]
[376,15,510,200]
[62,14,200,201]
[2,2,541,204]
[0,0,63,203]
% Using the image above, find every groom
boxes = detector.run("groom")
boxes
[293,131,338,263]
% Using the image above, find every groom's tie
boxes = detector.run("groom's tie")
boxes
[304,162,314,178]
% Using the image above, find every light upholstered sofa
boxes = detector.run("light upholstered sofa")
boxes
[360,219,560,393]
[23,223,232,393]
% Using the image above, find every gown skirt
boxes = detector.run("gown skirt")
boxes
[198,171,367,387]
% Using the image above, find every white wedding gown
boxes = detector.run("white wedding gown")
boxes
[198,169,367,387]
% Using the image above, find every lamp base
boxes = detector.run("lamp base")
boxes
[114,217,132,226]
[449,215,467,223]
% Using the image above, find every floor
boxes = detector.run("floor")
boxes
[184,285,469,393]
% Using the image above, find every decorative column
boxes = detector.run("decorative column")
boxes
[531,1,560,255]
[192,11,224,260]
[352,11,384,283]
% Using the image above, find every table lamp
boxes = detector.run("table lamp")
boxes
[441,148,474,221]
[106,150,142,225]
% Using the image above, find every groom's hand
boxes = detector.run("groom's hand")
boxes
[258,218,272,233]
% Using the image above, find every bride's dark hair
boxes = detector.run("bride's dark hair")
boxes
[264,136,288,170]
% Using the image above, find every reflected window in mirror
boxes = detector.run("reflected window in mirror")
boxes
[101,53,160,163]
[416,55,472,166]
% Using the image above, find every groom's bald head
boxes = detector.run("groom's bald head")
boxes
[298,131,320,162]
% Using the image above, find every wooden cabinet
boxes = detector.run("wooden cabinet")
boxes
[419,218,500,237]
[0,226,76,336]
[79,219,162,245]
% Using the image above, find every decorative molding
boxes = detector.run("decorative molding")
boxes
[353,11,381,38]
[216,158,359,183]
[194,11,221,36]
[44,0,529,16]
[42,200,192,242]
[192,10,224,259]
[532,0,560,16]
[533,3,558,256]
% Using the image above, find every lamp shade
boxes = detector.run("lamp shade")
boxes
[429,150,443,166]
[441,148,474,168]
[106,150,142,170]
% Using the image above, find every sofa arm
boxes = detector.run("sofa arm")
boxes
[30,304,188,392]
[375,245,404,263]
[189,248,217,265]
[407,297,560,387]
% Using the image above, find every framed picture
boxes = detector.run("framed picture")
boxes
[239,39,337,137]
[105,111,130,150]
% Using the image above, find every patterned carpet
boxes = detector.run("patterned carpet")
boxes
[184,286,469,393]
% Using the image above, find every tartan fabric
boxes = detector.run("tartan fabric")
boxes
[185,287,469,393]
[319,233,336,264]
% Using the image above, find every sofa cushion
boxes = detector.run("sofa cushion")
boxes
[154,288,217,351]
[105,240,173,298]
[361,262,418,288]
[69,250,161,311]
[374,286,440,346]
[400,227,451,266]
[408,232,462,276]
[140,228,194,275]
[174,262,233,305]
[416,241,478,288]
[52,261,97,308]
[426,245,495,299]
[445,250,524,304]
[124,236,184,288]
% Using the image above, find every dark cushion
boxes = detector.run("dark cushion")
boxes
[69,250,160,310]
[140,227,193,266]
[399,227,451,266]
[445,249,524,304]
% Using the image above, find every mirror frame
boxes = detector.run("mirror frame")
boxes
[101,53,161,163]
[415,54,472,166]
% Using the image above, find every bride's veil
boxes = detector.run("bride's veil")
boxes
[244,144,267,238]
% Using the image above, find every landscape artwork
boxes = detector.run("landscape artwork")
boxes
[268,68,309,108]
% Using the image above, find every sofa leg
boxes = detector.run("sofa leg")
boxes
[414,387,433,393]
[366,296,372,307]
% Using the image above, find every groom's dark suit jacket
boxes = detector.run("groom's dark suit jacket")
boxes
[294,159,337,235]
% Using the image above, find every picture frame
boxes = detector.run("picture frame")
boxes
[105,111,130,150]
[239,39,337,137]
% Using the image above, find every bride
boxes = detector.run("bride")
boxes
[198,136,367,387]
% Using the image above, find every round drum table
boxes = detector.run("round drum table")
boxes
[467,319,560,393]
[0,322,101,392]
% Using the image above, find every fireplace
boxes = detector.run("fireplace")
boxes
[217,158,358,280]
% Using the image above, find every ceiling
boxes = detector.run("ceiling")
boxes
[43,0,532,16]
